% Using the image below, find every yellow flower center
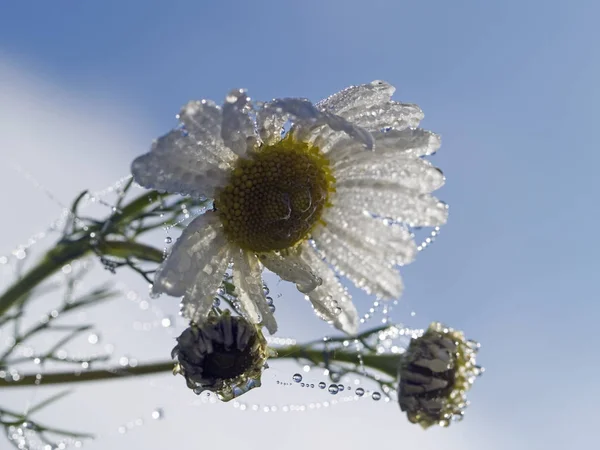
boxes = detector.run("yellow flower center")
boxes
[215,135,335,252]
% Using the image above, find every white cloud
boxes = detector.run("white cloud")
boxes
[0,57,151,254]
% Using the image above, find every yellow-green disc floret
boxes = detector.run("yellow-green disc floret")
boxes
[215,135,335,252]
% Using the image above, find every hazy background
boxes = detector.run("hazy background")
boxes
[1,1,598,448]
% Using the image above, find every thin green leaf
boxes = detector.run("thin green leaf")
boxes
[27,390,73,415]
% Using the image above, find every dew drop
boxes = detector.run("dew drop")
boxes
[318,381,326,389]
[337,384,345,392]
[468,339,481,351]
[165,237,173,244]
[292,373,302,383]
[355,387,365,397]
[372,392,381,401]
[328,384,339,395]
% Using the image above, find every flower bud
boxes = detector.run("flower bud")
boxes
[398,322,482,428]
[172,312,274,401]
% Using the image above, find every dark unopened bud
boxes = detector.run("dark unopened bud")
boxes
[172,312,274,401]
[398,322,482,428]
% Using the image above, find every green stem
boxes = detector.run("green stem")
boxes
[0,405,94,438]
[0,361,175,387]
[280,346,401,379]
[0,191,164,319]
[0,348,400,388]
[0,240,162,319]
[0,238,89,318]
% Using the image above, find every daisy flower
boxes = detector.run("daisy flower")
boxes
[131,80,447,335]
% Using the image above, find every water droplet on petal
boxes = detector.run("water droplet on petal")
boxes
[328,384,339,395]
[355,387,365,397]
[372,392,381,401]
[292,373,302,383]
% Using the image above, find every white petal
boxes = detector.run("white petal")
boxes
[131,130,228,197]
[313,226,404,299]
[180,243,233,325]
[344,102,424,131]
[178,100,237,166]
[256,103,287,145]
[299,245,359,335]
[258,252,322,294]
[231,249,277,334]
[265,98,321,121]
[317,80,396,116]
[335,156,445,194]
[221,89,256,156]
[373,128,442,157]
[318,112,374,150]
[265,98,374,149]
[325,127,441,167]
[153,212,227,297]
[322,207,417,265]
[334,187,449,227]
[319,134,363,158]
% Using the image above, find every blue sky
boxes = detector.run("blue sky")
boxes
[0,1,598,448]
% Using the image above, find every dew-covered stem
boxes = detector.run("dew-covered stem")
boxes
[0,238,89,318]
[0,190,167,319]
[0,346,401,388]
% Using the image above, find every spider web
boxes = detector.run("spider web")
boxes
[0,174,430,450]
